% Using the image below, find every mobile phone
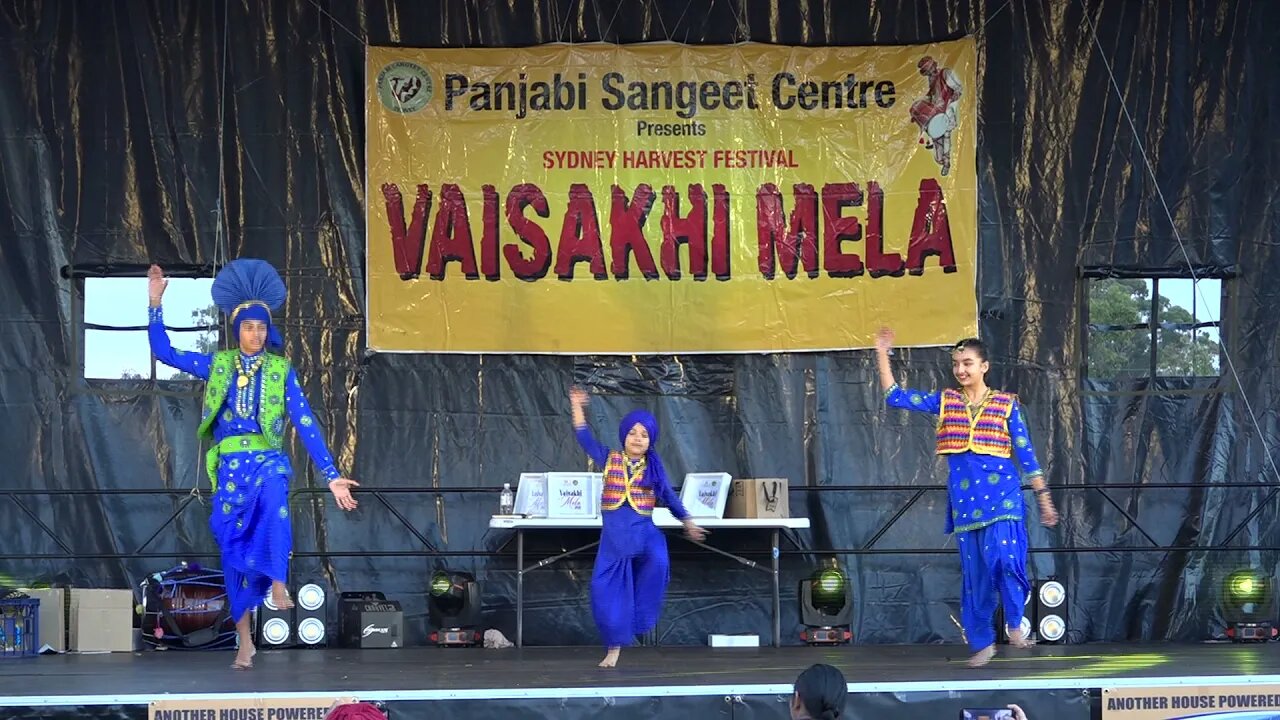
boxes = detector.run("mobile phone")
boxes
[961,710,1013,720]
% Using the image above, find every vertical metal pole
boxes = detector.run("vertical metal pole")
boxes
[517,529,524,648]
[772,529,781,647]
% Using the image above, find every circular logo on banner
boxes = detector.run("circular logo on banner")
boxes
[377,61,433,113]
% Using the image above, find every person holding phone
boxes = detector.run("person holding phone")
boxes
[961,704,1029,720]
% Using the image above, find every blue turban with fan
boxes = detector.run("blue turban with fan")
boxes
[211,259,287,351]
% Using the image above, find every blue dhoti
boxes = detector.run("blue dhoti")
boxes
[208,449,295,621]
[957,519,1031,652]
[591,504,671,648]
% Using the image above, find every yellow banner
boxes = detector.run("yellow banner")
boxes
[366,40,977,354]
[1103,684,1280,720]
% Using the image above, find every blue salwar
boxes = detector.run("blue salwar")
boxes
[885,384,1043,652]
[149,306,341,622]
[210,451,294,621]
[592,504,671,647]
[575,425,690,648]
[956,520,1031,651]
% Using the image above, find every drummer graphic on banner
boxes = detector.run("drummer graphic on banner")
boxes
[910,55,963,175]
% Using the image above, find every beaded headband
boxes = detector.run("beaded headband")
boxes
[230,300,270,323]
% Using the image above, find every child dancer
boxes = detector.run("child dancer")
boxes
[874,328,1058,667]
[569,387,707,668]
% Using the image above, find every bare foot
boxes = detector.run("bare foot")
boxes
[270,582,294,610]
[967,644,996,668]
[1007,625,1036,649]
[598,647,620,668]
[231,646,256,670]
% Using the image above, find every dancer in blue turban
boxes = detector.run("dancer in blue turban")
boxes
[147,262,359,670]
[569,386,707,668]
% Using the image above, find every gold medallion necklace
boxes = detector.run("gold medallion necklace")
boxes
[234,354,265,417]
[236,355,264,388]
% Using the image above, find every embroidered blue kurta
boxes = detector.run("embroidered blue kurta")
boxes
[885,383,1044,651]
[885,384,1043,534]
[149,306,340,621]
[575,426,689,647]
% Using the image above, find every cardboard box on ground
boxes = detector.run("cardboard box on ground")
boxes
[15,586,134,652]
[70,589,134,652]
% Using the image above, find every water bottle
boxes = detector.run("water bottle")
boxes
[500,483,514,515]
[0,619,15,653]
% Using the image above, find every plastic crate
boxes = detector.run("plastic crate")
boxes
[0,598,39,658]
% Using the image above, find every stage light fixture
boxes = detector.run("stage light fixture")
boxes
[995,578,1068,644]
[1039,580,1065,607]
[1039,614,1066,643]
[295,582,328,647]
[813,567,845,604]
[258,594,293,647]
[428,570,482,647]
[430,574,451,596]
[799,559,852,645]
[298,583,325,611]
[1035,580,1068,644]
[1228,572,1263,603]
[1222,569,1276,643]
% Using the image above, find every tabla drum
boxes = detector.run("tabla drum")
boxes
[926,112,955,139]
[139,563,237,650]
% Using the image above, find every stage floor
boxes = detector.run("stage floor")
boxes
[1,643,1278,706]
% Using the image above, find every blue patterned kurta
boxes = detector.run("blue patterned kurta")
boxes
[885,383,1045,651]
[149,306,341,622]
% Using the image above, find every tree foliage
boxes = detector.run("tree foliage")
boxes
[1087,279,1220,378]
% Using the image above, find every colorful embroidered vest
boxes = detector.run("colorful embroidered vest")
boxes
[935,388,1015,458]
[197,350,291,489]
[600,451,656,515]
[197,350,291,446]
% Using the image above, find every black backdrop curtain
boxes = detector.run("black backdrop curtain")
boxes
[1,0,1277,646]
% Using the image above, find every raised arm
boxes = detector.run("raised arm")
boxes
[147,265,211,379]
[875,326,941,414]
[874,326,898,391]
[570,386,609,466]
[1008,398,1058,527]
[884,384,942,414]
[283,368,360,512]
